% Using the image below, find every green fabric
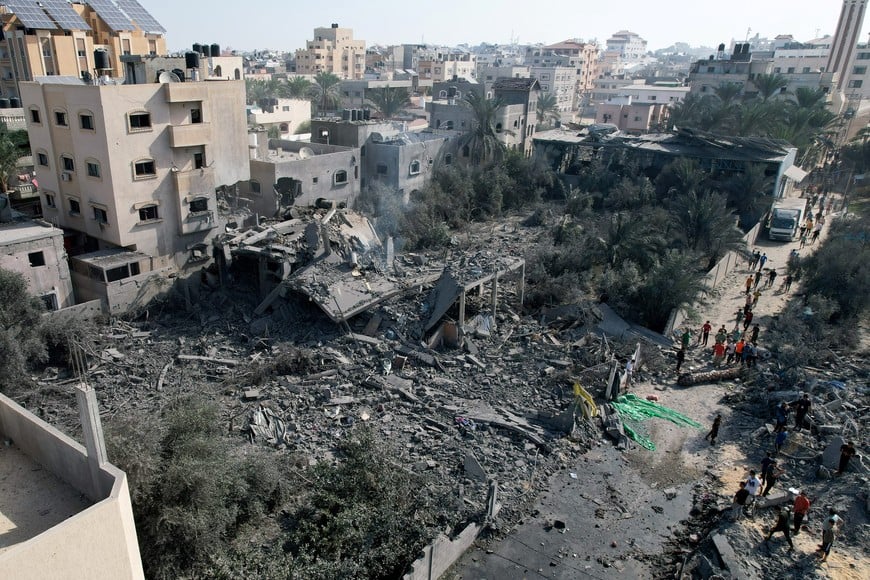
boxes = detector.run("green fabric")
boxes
[612,394,703,450]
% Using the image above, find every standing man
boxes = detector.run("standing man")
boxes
[675,348,686,373]
[762,461,784,496]
[817,509,842,562]
[701,320,712,346]
[760,451,775,485]
[715,325,728,344]
[704,414,722,445]
[750,324,760,344]
[837,441,857,474]
[784,273,793,292]
[754,269,763,289]
[792,394,812,431]
[743,310,754,331]
[745,470,762,513]
[745,275,754,294]
[792,490,811,535]
[731,481,750,520]
[681,329,691,350]
[758,252,768,271]
[774,428,789,454]
[767,269,778,289]
[625,357,635,385]
[764,506,794,551]
[774,402,790,431]
[713,341,726,366]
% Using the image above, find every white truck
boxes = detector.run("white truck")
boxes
[767,198,807,241]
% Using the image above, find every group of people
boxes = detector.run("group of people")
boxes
[708,320,761,368]
[726,394,860,562]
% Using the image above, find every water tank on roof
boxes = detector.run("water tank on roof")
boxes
[94,49,110,70]
[718,43,726,52]
[342,109,351,121]
[363,109,370,121]
[199,43,209,56]
[185,52,200,69]
[9,96,19,108]
[192,43,202,54]
[0,98,9,109]
[210,44,220,57]
[351,109,358,121]
[172,68,186,82]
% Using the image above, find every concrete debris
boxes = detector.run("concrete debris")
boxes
[464,452,488,481]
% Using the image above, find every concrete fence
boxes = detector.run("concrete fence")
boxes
[664,221,763,337]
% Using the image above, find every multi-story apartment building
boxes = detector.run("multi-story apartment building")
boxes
[606,31,648,62]
[21,75,249,271]
[247,98,311,137]
[529,65,576,112]
[418,51,476,82]
[525,40,598,108]
[294,23,365,80]
[0,0,167,98]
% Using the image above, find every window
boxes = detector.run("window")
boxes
[86,161,100,178]
[802,67,811,74]
[541,73,550,80]
[28,251,45,267]
[37,152,49,166]
[849,79,864,88]
[859,52,870,60]
[333,170,348,185]
[312,177,318,184]
[54,110,68,126]
[134,159,156,178]
[105,265,130,282]
[61,156,75,172]
[29,108,41,124]
[250,180,261,193]
[138,205,159,221]
[650,96,656,101]
[495,123,503,133]
[773,67,781,73]
[93,206,108,224]
[44,193,55,208]
[445,153,453,165]
[129,111,152,130]
[189,198,208,213]
[707,66,715,73]
[376,164,388,175]
[69,199,81,215]
[191,108,202,124]
[541,84,549,91]
[194,152,204,169]
[80,113,94,130]
[854,66,868,75]
[409,160,421,175]
[787,67,795,74]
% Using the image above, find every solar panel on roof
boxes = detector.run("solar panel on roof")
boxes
[114,0,164,34]
[86,0,133,31]
[40,0,90,30]
[5,0,57,29]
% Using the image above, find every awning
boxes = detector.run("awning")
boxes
[783,165,808,183]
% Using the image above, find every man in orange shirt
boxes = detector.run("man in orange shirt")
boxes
[793,490,811,535]
[734,339,745,365]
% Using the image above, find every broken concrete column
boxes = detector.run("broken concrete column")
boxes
[458,290,466,328]
[76,383,108,501]
[490,271,499,332]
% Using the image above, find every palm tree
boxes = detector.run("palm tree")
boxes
[751,73,789,102]
[457,91,507,166]
[281,76,313,99]
[536,93,560,129]
[602,211,666,270]
[310,72,342,115]
[366,86,410,119]
[720,163,773,228]
[713,83,743,107]
[669,188,744,268]
[667,93,714,130]
[245,79,279,105]
[793,87,827,109]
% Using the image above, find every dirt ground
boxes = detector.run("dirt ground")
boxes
[452,194,870,579]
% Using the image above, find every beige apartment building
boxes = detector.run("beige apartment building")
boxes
[0,1,167,98]
[419,52,477,82]
[295,23,365,79]
[21,77,250,271]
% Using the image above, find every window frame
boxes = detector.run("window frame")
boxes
[333,169,348,185]
[68,198,81,216]
[409,160,421,175]
[36,151,49,167]
[79,111,95,131]
[44,192,56,208]
[92,206,109,225]
[188,197,209,214]
[133,158,157,180]
[60,155,75,172]
[86,159,101,179]
[29,107,41,124]
[137,204,160,223]
[53,109,68,127]
[128,111,153,132]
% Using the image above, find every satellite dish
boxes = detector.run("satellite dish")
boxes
[298,147,315,159]
[158,71,181,83]
[370,132,384,143]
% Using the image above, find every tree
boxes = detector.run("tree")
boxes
[282,76,313,99]
[0,268,46,391]
[366,86,410,118]
[457,91,507,166]
[632,251,709,331]
[536,93,560,129]
[245,78,279,105]
[600,210,667,270]
[310,72,342,114]
[0,129,21,192]
[793,86,827,109]
[719,162,773,229]
[669,188,744,268]
[751,73,789,102]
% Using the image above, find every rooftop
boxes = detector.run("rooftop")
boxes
[71,248,151,268]
[0,442,92,554]
[492,78,540,91]
[0,219,62,246]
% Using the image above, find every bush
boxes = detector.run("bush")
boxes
[0,268,46,391]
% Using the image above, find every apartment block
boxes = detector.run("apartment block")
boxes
[295,23,365,80]
[418,51,476,82]
[0,0,167,98]
[529,65,577,112]
[21,76,250,271]
[248,98,311,137]
[606,30,648,61]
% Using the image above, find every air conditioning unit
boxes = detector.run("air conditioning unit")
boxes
[61,172,72,182]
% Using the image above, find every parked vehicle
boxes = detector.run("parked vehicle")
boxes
[767,198,807,241]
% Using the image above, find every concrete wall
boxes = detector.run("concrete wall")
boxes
[403,523,481,580]
[71,267,175,315]
[0,222,74,309]
[363,135,449,196]
[0,393,144,579]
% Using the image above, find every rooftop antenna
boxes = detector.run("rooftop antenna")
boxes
[745,27,752,42]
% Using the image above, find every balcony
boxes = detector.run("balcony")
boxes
[168,123,211,148]
[172,166,214,194]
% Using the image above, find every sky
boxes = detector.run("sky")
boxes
[143,0,870,54]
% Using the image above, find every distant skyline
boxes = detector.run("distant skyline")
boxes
[144,0,870,54]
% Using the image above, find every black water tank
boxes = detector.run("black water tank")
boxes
[94,49,110,70]
[9,96,20,108]
[210,44,220,57]
[185,51,200,69]
[172,68,186,82]
[192,43,202,55]
[718,43,726,53]
[342,109,351,121]
[200,43,209,56]
[0,98,9,109]
[363,109,370,121]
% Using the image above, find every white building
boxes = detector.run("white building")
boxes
[606,31,648,62]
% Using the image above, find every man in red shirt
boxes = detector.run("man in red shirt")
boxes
[793,490,811,535]
[712,341,726,366]
[701,321,712,346]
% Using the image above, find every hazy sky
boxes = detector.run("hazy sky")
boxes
[143,0,870,53]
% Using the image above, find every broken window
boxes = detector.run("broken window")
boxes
[134,160,156,177]
[129,111,152,130]
[138,205,159,221]
[334,170,348,185]
[409,160,421,175]
[250,180,261,193]
[105,265,130,282]
[93,207,108,224]
[28,251,45,267]
[189,198,209,213]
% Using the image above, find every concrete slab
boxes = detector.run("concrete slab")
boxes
[822,436,845,469]
[713,533,747,579]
